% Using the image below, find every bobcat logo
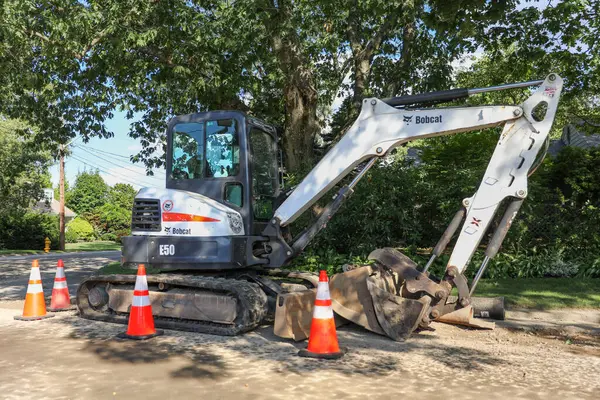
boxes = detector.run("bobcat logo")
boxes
[403,115,413,125]
[164,226,171,234]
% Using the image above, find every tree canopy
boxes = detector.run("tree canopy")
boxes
[0,117,52,216]
[67,170,109,214]
[0,0,598,174]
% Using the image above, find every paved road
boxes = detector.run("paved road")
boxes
[0,251,120,300]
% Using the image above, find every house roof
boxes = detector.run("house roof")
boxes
[548,124,600,156]
[33,199,77,218]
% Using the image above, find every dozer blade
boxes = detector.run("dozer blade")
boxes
[366,272,431,341]
[273,289,348,341]
[435,304,495,330]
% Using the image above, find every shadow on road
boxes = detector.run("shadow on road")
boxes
[86,338,224,379]
[40,310,508,381]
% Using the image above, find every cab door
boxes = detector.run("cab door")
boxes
[248,126,280,233]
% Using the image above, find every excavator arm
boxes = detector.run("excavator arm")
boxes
[264,74,563,339]
[265,74,562,267]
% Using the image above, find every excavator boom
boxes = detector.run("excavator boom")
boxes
[264,74,563,273]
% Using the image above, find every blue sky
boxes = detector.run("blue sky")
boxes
[49,111,166,190]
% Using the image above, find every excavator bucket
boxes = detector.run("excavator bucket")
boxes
[329,263,429,341]
[329,265,387,336]
[366,272,431,341]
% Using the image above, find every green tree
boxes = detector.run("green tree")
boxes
[109,183,137,210]
[2,0,597,175]
[0,0,523,174]
[96,203,132,241]
[0,117,52,216]
[67,170,108,214]
[66,217,95,242]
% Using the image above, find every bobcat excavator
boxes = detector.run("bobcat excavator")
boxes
[77,73,563,340]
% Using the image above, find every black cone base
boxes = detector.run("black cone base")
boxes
[298,347,347,359]
[117,329,164,340]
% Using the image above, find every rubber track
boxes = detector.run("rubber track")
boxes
[76,274,268,336]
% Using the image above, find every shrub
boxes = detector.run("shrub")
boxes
[100,232,117,242]
[66,217,95,242]
[0,212,59,250]
[544,258,579,278]
[65,229,79,243]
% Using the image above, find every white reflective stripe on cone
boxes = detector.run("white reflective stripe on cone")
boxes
[53,281,68,289]
[134,275,148,291]
[55,268,65,278]
[132,295,151,307]
[27,283,43,294]
[29,268,41,281]
[313,305,334,320]
[315,282,330,300]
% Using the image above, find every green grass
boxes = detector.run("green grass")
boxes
[474,278,600,310]
[65,241,121,252]
[98,261,161,275]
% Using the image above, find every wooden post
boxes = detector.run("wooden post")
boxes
[59,144,66,251]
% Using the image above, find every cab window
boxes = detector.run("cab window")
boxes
[171,122,204,180]
[249,128,278,220]
[170,119,239,180]
[205,119,239,178]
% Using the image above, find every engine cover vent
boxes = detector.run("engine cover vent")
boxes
[132,199,161,231]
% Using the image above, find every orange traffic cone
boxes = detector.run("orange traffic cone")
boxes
[48,259,74,311]
[118,264,163,340]
[298,270,345,359]
[14,260,55,321]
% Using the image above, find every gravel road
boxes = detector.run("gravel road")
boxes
[0,253,598,399]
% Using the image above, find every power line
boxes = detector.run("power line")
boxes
[70,154,162,188]
[75,145,131,160]
[74,145,163,182]
[77,145,133,164]
[70,155,146,187]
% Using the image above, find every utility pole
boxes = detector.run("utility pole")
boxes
[59,144,66,251]
[58,137,76,251]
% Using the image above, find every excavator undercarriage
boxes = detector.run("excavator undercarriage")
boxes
[77,249,500,340]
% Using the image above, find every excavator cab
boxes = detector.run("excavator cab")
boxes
[122,111,283,270]
[166,111,283,234]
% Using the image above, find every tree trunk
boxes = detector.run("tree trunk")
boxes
[269,1,319,173]
[353,57,371,110]
[282,81,318,172]
[347,4,406,111]
[387,19,416,97]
